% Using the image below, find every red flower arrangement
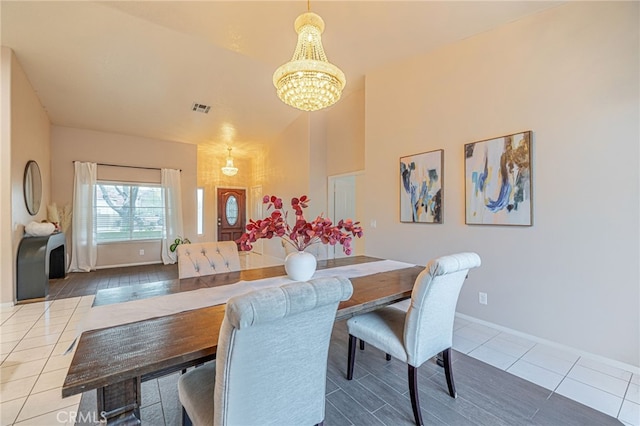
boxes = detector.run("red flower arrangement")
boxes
[237,195,363,255]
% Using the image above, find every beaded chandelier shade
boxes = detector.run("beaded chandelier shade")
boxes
[221,148,238,177]
[273,10,346,112]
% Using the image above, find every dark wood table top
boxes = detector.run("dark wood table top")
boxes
[62,256,423,397]
[92,256,385,307]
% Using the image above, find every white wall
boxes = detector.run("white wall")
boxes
[1,48,51,304]
[363,2,639,366]
[0,47,14,305]
[51,126,197,268]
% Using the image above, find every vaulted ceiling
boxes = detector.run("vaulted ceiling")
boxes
[1,1,562,156]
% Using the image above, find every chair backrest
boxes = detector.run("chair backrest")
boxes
[177,241,241,278]
[403,252,481,366]
[214,276,353,425]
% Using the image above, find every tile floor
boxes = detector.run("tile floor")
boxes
[1,296,93,425]
[452,317,639,425]
[1,289,638,425]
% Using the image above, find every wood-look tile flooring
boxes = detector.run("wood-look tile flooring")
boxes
[47,264,179,300]
[1,262,635,425]
[72,323,625,426]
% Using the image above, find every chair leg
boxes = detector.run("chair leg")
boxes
[347,334,357,380]
[408,365,424,426]
[442,347,457,398]
[359,339,365,350]
[182,406,193,426]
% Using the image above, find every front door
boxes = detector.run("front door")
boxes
[217,188,246,247]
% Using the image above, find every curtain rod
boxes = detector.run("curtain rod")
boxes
[73,161,181,172]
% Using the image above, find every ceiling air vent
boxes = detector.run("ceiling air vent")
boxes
[191,103,211,114]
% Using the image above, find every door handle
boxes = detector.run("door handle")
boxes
[217,217,221,226]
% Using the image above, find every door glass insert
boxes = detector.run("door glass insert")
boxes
[226,195,238,226]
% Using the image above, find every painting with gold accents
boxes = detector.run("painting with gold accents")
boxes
[465,131,532,226]
[400,149,443,223]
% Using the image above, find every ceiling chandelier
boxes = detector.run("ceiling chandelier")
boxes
[221,147,238,177]
[273,2,346,112]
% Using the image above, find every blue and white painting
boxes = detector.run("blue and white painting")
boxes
[400,149,443,223]
[465,131,532,225]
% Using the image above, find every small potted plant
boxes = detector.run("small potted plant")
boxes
[169,236,191,253]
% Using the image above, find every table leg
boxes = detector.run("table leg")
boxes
[97,377,141,425]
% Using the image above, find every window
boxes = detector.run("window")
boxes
[95,182,164,242]
[225,195,238,226]
[197,188,204,235]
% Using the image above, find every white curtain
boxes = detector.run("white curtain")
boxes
[161,168,184,265]
[69,162,97,272]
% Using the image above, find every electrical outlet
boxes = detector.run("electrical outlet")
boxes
[479,292,488,305]
[370,220,377,228]
[139,249,145,256]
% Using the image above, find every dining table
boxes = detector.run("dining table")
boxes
[62,255,424,425]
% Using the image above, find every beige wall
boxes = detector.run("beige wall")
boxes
[309,112,328,219]
[10,52,51,229]
[197,145,252,244]
[258,114,311,258]
[1,48,51,304]
[364,2,639,367]
[213,98,364,260]
[0,47,13,305]
[51,126,197,268]
[325,89,367,256]
[326,88,365,177]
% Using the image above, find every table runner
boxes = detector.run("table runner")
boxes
[77,259,415,335]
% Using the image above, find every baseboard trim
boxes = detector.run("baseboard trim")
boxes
[94,261,165,270]
[455,312,640,375]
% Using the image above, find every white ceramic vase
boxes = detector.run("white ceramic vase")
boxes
[284,251,317,281]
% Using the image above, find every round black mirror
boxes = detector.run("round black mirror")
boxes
[24,160,42,215]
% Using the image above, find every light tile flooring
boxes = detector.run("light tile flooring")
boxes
[1,296,93,425]
[1,294,638,425]
[452,317,639,426]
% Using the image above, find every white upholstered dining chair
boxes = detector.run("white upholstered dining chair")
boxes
[177,241,241,279]
[346,252,481,426]
[178,276,354,426]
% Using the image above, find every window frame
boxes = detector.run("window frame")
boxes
[196,187,204,236]
[95,180,164,244]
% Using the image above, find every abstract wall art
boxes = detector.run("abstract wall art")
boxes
[400,149,443,223]
[465,131,532,226]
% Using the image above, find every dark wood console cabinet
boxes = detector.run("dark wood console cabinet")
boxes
[17,232,66,302]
